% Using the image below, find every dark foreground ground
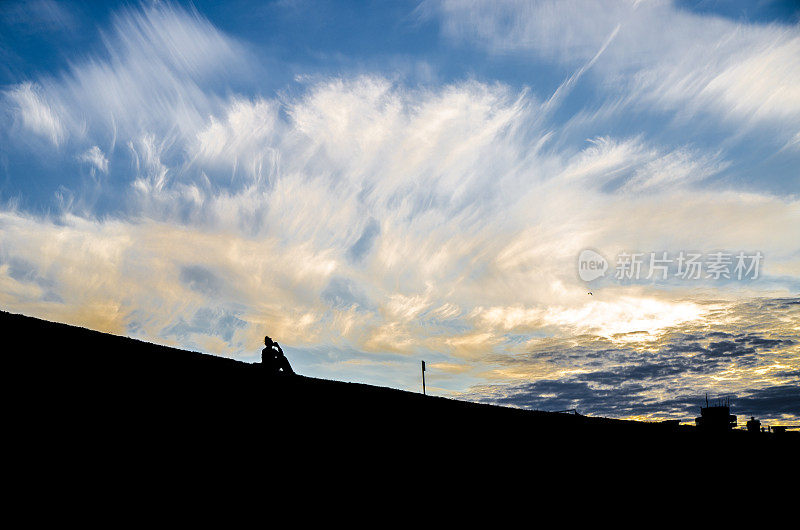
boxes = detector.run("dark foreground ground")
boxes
[3,310,796,479]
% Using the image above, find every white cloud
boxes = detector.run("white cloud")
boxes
[620,148,728,192]
[78,145,109,174]
[4,82,66,146]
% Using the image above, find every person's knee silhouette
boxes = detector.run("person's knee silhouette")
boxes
[277,354,294,375]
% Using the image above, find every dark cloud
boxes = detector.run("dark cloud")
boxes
[472,378,799,421]
[744,337,790,349]
[347,218,379,263]
[579,362,691,387]
[7,257,37,282]
[734,385,800,417]
[163,307,246,343]
[467,298,800,421]
[707,331,732,339]
[321,276,373,310]
[472,378,697,419]
[706,340,755,358]
[3,256,62,301]
[179,265,223,297]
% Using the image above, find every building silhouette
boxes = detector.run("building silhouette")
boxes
[695,396,737,432]
[746,416,761,433]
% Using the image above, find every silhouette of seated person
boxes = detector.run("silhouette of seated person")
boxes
[262,336,295,375]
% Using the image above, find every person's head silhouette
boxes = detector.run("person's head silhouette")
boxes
[265,336,273,347]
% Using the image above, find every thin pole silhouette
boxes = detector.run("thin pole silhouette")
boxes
[421,360,426,396]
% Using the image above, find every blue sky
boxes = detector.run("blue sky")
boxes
[1,0,798,423]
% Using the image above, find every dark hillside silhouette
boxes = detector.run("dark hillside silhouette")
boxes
[3,309,795,475]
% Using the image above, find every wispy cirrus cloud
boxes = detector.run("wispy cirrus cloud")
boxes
[427,0,800,142]
[5,82,66,146]
[2,3,249,155]
[2,72,797,365]
[78,145,108,175]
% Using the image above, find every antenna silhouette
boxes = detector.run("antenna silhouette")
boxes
[421,360,426,396]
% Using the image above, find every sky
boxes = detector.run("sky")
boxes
[1,0,798,423]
